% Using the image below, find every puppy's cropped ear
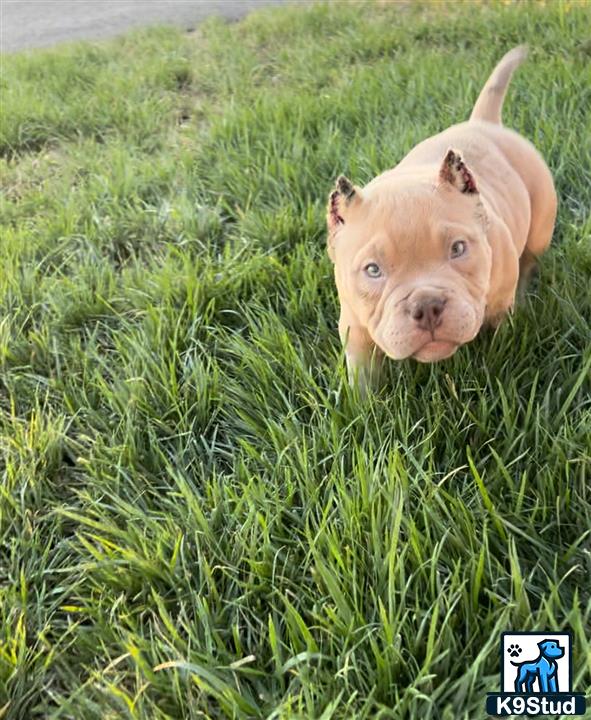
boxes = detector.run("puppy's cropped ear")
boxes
[327,175,363,261]
[439,148,479,195]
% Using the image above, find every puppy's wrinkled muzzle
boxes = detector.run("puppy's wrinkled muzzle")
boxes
[372,286,481,362]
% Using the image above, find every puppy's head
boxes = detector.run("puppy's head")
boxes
[327,149,491,362]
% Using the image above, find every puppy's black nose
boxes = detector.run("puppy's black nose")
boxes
[411,298,445,331]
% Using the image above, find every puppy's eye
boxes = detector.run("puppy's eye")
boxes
[450,239,467,259]
[363,262,383,278]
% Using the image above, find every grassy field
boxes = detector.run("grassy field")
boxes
[1,1,590,718]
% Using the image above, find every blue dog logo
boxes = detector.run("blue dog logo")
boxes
[486,631,587,715]
[511,639,564,693]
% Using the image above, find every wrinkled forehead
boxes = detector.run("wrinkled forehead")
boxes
[344,185,476,257]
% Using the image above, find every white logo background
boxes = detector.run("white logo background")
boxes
[502,633,570,693]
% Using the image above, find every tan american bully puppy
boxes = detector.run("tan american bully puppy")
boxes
[327,47,557,388]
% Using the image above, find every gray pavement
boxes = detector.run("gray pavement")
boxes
[1,0,289,53]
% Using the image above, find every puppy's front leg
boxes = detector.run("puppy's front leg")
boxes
[485,220,520,327]
[338,308,383,391]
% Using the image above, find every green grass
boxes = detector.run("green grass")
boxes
[1,1,590,717]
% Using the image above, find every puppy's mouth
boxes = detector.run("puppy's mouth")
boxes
[411,339,459,363]
[371,296,482,362]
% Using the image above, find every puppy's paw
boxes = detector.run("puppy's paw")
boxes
[346,351,383,396]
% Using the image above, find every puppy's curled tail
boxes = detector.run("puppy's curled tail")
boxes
[470,45,528,125]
